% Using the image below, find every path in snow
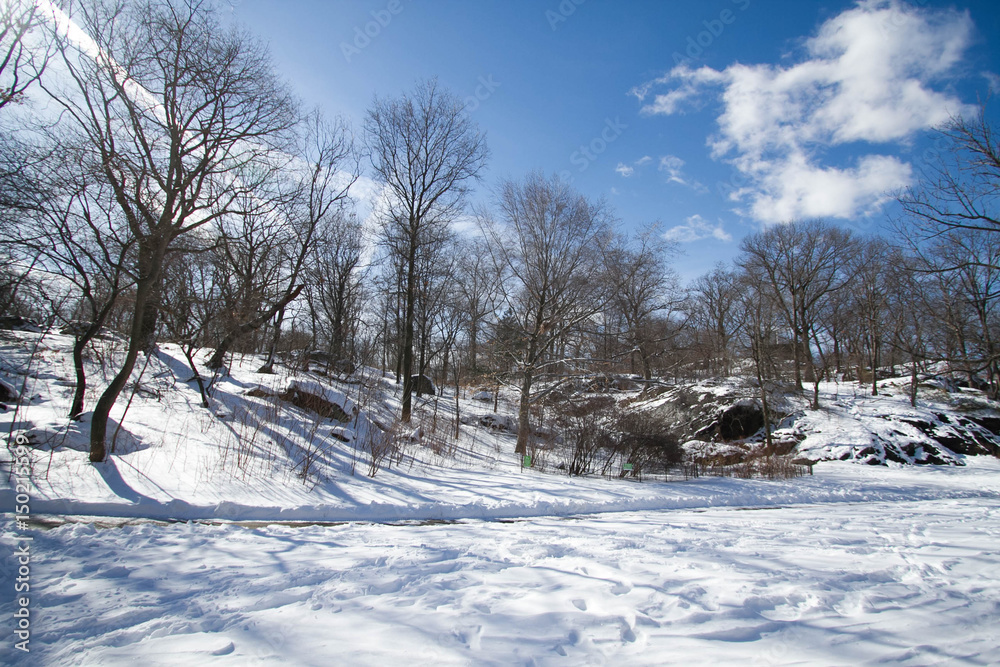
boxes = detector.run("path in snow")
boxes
[4,497,999,666]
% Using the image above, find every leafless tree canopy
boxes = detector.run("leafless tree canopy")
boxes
[481,172,612,454]
[42,0,300,461]
[365,78,488,423]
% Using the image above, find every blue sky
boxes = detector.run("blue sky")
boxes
[228,0,1000,282]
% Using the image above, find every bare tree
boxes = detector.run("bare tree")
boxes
[602,224,680,380]
[845,237,895,395]
[0,0,51,111]
[454,236,500,377]
[735,270,780,449]
[481,172,612,455]
[898,106,1000,241]
[740,219,855,401]
[306,211,367,368]
[43,0,299,462]
[11,144,135,419]
[691,263,742,376]
[365,78,488,423]
[919,230,1000,397]
[207,112,357,372]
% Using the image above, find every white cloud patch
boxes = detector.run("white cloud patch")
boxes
[659,154,708,192]
[663,214,732,243]
[636,0,976,223]
[984,71,1000,95]
[658,155,688,184]
[615,162,634,177]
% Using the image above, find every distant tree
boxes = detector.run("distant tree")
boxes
[740,219,855,403]
[602,224,680,380]
[454,236,500,377]
[920,230,1000,398]
[306,212,367,368]
[481,172,612,456]
[207,112,357,372]
[691,263,742,376]
[735,270,780,449]
[365,78,488,422]
[845,237,895,395]
[886,258,932,407]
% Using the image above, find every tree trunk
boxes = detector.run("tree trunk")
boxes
[257,304,287,374]
[70,336,88,421]
[514,332,540,456]
[89,242,165,462]
[207,285,303,370]
[870,336,879,397]
[515,369,533,456]
[400,238,417,423]
[638,342,653,381]
[182,345,211,409]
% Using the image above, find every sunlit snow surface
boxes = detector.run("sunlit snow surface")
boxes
[3,333,1000,663]
[5,467,1000,666]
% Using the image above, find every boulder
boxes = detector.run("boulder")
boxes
[279,380,356,423]
[0,378,17,403]
[411,374,436,396]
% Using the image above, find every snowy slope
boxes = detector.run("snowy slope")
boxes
[4,331,1000,665]
[632,376,1000,467]
[2,330,1000,524]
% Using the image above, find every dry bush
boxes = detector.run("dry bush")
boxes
[550,395,616,476]
[610,408,683,479]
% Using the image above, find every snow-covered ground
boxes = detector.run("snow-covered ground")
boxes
[3,331,1000,663]
[4,464,999,665]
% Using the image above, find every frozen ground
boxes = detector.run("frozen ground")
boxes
[4,474,999,665]
[3,333,1000,663]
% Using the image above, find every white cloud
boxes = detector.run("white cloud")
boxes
[657,154,707,192]
[615,162,634,177]
[636,0,976,223]
[658,155,686,184]
[663,215,732,243]
[984,71,1000,95]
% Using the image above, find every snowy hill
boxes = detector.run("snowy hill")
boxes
[4,330,1000,665]
[631,376,1000,467]
[2,330,999,524]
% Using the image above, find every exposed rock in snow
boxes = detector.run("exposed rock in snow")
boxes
[280,379,357,423]
[633,377,1000,467]
[411,374,436,396]
[0,377,18,403]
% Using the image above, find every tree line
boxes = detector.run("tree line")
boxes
[1,0,997,464]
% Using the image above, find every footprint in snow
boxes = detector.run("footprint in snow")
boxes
[100,565,131,578]
[611,581,631,595]
[211,641,235,656]
[572,599,587,611]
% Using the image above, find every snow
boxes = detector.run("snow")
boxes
[3,332,1000,663]
[5,471,1000,665]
